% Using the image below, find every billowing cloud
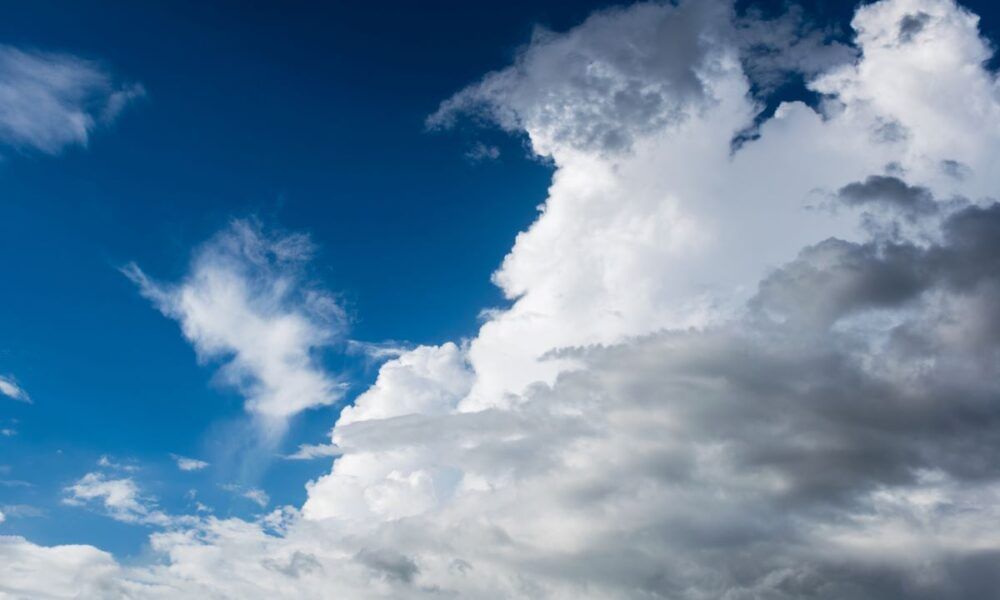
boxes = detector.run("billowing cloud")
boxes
[8,0,1000,598]
[0,44,142,154]
[123,219,347,424]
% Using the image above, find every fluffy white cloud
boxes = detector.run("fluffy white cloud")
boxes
[0,376,30,403]
[123,219,347,424]
[9,0,1000,598]
[172,454,210,471]
[0,44,142,154]
[63,472,174,527]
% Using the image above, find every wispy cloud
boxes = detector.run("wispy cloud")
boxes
[0,44,143,154]
[97,455,138,472]
[221,483,270,508]
[123,219,347,425]
[283,443,342,461]
[0,376,30,403]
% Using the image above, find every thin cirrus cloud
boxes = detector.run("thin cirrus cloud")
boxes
[8,0,1000,598]
[0,44,143,155]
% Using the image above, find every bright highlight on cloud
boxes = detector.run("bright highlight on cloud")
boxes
[7,0,1000,598]
[0,44,142,154]
[123,219,347,423]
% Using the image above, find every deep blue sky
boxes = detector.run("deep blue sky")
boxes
[1,0,999,558]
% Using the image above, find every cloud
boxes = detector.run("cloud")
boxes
[221,484,270,508]
[0,44,143,154]
[242,488,269,508]
[426,0,733,155]
[97,455,139,472]
[284,443,342,461]
[0,504,44,520]
[0,376,30,403]
[171,454,210,471]
[463,142,500,162]
[10,0,1000,598]
[838,174,939,217]
[63,472,172,526]
[123,219,347,423]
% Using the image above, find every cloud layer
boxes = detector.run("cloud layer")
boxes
[7,0,1000,598]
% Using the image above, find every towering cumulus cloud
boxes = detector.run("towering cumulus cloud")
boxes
[6,0,1000,597]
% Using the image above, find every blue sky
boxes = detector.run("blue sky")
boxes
[5,1,1000,597]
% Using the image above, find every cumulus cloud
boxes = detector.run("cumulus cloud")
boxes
[0,44,142,154]
[123,219,347,423]
[0,375,30,403]
[838,174,939,217]
[172,454,210,471]
[63,472,173,527]
[10,0,1000,598]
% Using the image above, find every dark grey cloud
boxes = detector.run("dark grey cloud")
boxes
[355,548,419,584]
[505,204,1000,597]
[899,11,932,43]
[837,175,938,217]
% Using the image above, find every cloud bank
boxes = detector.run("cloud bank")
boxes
[7,0,1000,598]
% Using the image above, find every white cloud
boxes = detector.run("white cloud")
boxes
[63,472,173,526]
[0,44,143,154]
[171,454,210,471]
[242,488,269,508]
[284,443,342,461]
[0,376,30,403]
[97,455,138,472]
[10,0,1000,598]
[220,484,271,508]
[123,219,347,424]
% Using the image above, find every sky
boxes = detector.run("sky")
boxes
[4,0,1000,598]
